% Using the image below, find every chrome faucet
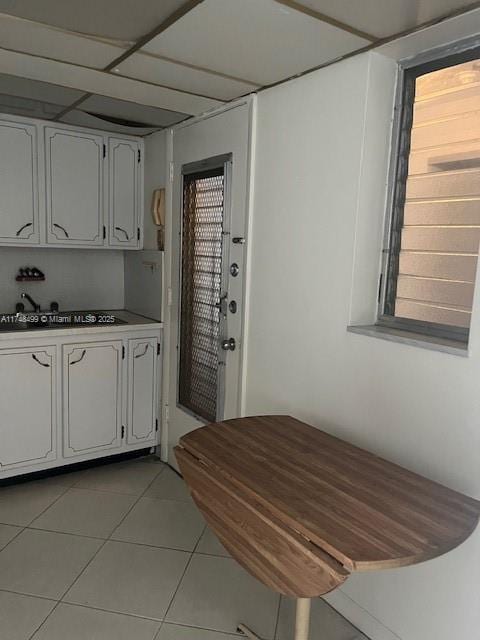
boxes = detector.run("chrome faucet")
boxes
[20,293,40,313]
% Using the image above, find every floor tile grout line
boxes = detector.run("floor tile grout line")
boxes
[0,524,26,552]
[24,483,72,529]
[0,587,58,603]
[162,548,196,623]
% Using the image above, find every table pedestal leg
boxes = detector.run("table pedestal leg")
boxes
[238,597,312,640]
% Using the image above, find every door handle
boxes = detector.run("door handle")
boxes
[115,226,130,240]
[16,222,33,237]
[134,344,149,358]
[70,349,86,365]
[53,223,69,238]
[32,353,50,368]
[221,338,236,351]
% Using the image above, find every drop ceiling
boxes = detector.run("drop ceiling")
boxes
[0,0,477,134]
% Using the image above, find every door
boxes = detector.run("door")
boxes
[63,341,123,457]
[0,120,39,245]
[0,346,56,471]
[126,337,158,445]
[108,137,141,248]
[167,102,252,465]
[45,127,105,246]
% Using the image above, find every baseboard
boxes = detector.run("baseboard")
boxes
[323,588,402,640]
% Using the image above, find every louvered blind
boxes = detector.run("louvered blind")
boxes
[393,58,480,329]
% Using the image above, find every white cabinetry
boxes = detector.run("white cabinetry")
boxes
[63,340,123,457]
[127,337,158,445]
[109,138,141,248]
[0,113,144,249]
[0,346,57,471]
[0,120,39,244]
[45,128,105,247]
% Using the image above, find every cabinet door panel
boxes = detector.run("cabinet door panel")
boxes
[127,338,158,445]
[109,138,140,248]
[0,346,56,470]
[0,120,39,244]
[46,128,104,246]
[63,341,122,457]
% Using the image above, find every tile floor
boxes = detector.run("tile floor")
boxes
[0,456,367,640]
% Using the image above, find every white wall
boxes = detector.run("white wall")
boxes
[245,50,480,640]
[143,129,167,250]
[0,247,124,311]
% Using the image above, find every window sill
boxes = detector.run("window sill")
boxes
[347,324,468,357]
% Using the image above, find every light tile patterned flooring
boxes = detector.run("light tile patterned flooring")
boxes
[0,457,367,640]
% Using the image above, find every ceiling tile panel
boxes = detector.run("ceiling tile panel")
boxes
[0,49,223,115]
[289,0,477,39]
[0,14,125,68]
[0,0,188,41]
[115,53,259,101]
[143,0,369,86]
[0,74,83,119]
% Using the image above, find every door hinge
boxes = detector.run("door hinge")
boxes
[155,418,159,432]
[157,343,160,356]
[137,227,141,241]
[165,405,170,423]
[169,162,174,182]
[103,144,106,158]
[138,149,141,163]
[121,425,125,439]
[103,225,106,239]
[122,346,125,359]
[167,287,173,307]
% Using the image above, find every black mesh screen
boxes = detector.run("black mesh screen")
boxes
[178,167,225,422]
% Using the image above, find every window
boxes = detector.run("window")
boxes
[380,46,480,343]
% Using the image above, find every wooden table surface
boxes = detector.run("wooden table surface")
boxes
[175,415,480,598]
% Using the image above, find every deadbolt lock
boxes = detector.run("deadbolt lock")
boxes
[221,338,236,351]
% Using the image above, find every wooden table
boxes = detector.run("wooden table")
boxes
[175,415,480,640]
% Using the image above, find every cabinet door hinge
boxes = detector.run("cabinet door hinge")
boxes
[121,425,125,439]
[157,343,160,356]
[137,227,141,241]
[122,346,125,359]
[169,162,174,182]
[138,149,141,163]
[103,225,106,239]
[103,144,106,158]
[155,418,159,432]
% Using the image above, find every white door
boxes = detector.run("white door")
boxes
[63,341,123,457]
[126,337,159,445]
[0,346,56,471]
[45,127,105,246]
[108,138,141,248]
[167,101,253,464]
[0,120,39,245]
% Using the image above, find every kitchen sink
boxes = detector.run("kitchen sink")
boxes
[0,312,128,332]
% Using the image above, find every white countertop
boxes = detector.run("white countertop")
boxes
[0,309,163,342]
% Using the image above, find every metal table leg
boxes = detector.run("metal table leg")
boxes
[238,597,311,640]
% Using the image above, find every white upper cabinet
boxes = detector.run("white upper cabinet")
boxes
[45,127,105,246]
[0,120,39,245]
[109,138,141,248]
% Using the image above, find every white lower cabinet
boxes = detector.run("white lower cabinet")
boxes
[0,329,161,479]
[63,340,123,458]
[0,346,57,471]
[127,337,158,445]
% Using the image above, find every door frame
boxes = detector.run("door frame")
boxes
[159,95,257,461]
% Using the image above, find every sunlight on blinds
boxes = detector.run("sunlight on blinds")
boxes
[396,58,480,328]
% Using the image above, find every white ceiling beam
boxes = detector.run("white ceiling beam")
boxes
[0,47,223,115]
